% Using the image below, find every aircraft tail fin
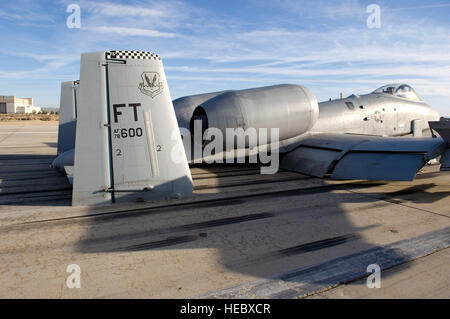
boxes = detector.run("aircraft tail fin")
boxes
[72,51,193,206]
[57,80,78,154]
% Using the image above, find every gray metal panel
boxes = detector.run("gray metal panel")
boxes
[72,52,112,206]
[72,51,193,205]
[173,91,228,129]
[106,52,193,203]
[296,133,368,150]
[57,81,77,154]
[280,146,340,177]
[298,133,444,152]
[350,136,445,152]
[412,119,424,137]
[200,84,319,148]
[281,133,446,181]
[331,153,424,181]
[57,120,76,154]
[311,90,439,137]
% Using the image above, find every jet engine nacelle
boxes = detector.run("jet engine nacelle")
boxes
[190,84,319,148]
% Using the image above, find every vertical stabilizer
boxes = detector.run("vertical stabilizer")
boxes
[72,51,193,206]
[57,81,78,154]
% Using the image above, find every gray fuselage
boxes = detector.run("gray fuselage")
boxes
[311,92,440,136]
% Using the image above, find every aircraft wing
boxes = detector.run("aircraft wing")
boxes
[429,118,450,169]
[280,133,446,181]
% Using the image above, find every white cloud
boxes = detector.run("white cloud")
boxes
[88,26,177,38]
[0,1,55,23]
[83,2,166,17]
[166,64,450,79]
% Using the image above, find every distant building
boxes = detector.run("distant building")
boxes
[0,96,42,114]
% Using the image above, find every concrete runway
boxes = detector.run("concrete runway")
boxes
[0,122,449,298]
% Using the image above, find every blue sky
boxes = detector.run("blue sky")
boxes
[0,0,449,115]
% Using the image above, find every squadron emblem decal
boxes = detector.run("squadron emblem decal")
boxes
[138,72,164,98]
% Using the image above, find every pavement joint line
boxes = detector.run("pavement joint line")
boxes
[199,226,450,299]
[341,186,450,219]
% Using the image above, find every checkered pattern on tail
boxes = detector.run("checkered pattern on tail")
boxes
[106,50,161,60]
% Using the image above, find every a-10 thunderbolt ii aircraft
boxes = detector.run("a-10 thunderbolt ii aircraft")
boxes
[52,50,449,206]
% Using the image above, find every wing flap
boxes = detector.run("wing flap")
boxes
[331,153,424,181]
[280,133,446,181]
[281,146,340,177]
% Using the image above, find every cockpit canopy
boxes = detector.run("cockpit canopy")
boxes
[372,84,422,102]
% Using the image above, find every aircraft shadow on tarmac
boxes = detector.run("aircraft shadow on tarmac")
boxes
[72,163,448,286]
[0,154,72,206]
[1,151,447,287]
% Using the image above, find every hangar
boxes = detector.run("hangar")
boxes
[0,95,41,114]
